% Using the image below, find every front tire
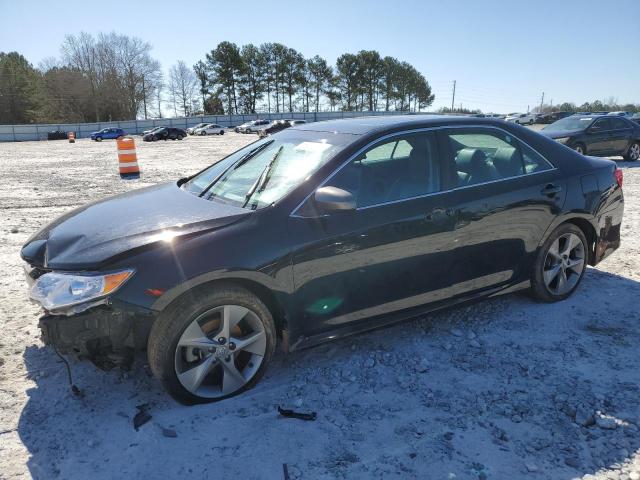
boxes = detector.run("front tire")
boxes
[530,224,588,302]
[200,131,207,136]
[148,284,277,404]
[624,141,640,161]
[177,134,183,140]
[95,137,102,142]
[219,130,224,135]
[573,143,586,155]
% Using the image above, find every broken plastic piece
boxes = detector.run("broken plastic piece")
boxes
[277,406,317,421]
[133,404,152,431]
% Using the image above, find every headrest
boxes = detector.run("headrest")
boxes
[492,147,523,177]
[455,148,487,173]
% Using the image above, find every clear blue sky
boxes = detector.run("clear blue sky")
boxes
[1,0,638,113]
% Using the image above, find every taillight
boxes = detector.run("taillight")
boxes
[614,168,623,188]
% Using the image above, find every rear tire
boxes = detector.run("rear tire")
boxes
[200,131,207,136]
[624,141,640,161]
[219,130,224,135]
[147,284,277,405]
[177,135,183,140]
[530,223,588,302]
[95,137,102,142]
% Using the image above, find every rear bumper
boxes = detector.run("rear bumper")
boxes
[594,188,624,265]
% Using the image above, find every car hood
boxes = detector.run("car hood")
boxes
[540,129,583,139]
[21,182,251,270]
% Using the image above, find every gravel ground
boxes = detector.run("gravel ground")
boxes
[0,132,639,480]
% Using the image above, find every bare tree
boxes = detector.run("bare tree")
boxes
[168,60,198,117]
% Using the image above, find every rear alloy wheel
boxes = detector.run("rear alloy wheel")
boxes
[624,141,640,161]
[530,224,587,302]
[148,285,276,404]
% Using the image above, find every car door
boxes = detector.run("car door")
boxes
[586,118,613,154]
[288,130,459,339]
[609,117,633,154]
[438,127,566,296]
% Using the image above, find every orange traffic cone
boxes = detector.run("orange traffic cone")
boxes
[117,136,140,178]
[68,132,75,143]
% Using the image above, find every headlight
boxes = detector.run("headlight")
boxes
[554,136,570,144]
[30,269,134,312]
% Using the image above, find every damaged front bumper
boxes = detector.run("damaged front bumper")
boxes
[38,302,156,369]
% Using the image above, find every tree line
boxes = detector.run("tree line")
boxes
[0,34,435,124]
[199,41,434,115]
[534,98,640,114]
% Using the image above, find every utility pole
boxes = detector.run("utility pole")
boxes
[142,77,148,120]
[539,92,545,113]
[451,80,456,112]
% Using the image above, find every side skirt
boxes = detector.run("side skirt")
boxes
[289,280,531,352]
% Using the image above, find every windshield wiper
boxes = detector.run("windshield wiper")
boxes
[242,145,284,209]
[198,140,274,198]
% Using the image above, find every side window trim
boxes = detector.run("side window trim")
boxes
[290,125,557,217]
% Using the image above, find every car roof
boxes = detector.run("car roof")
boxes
[289,114,512,135]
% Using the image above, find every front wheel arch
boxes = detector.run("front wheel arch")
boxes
[154,278,288,342]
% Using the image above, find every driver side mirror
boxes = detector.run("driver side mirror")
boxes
[314,186,356,212]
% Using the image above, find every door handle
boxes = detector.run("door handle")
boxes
[541,184,562,196]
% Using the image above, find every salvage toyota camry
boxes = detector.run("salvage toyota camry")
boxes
[21,116,624,404]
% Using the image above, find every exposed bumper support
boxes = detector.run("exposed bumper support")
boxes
[39,304,155,369]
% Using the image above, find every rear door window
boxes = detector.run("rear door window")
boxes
[611,118,630,130]
[445,129,552,187]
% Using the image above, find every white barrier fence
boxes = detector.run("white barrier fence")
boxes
[0,111,416,142]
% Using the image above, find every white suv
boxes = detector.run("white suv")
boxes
[193,124,225,136]
[239,119,272,134]
[505,113,535,125]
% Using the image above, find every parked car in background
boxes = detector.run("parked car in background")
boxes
[90,128,126,142]
[607,111,633,117]
[629,114,640,125]
[537,111,573,124]
[23,115,624,404]
[243,119,272,134]
[187,123,209,135]
[193,124,225,136]
[47,130,67,141]
[542,115,640,160]
[505,113,535,125]
[258,119,307,138]
[142,127,187,142]
[234,121,255,133]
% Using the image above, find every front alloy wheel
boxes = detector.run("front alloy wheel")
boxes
[625,142,640,161]
[174,305,267,399]
[148,284,276,404]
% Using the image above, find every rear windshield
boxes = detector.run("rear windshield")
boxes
[182,129,357,209]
